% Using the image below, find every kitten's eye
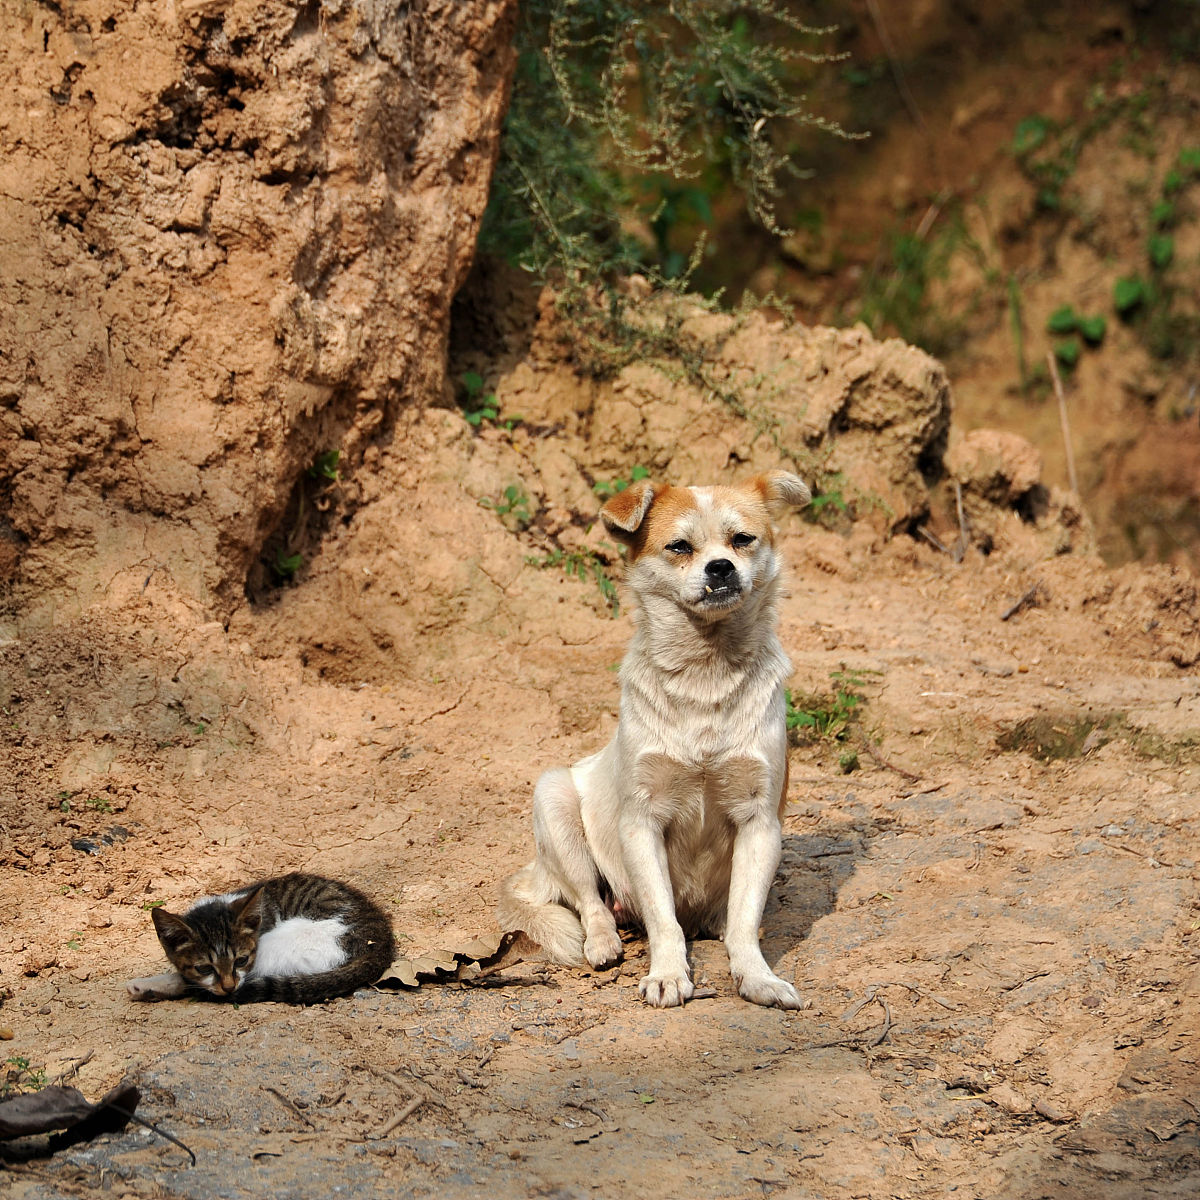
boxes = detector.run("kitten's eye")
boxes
[234,955,250,968]
[731,533,756,549]
[665,539,693,556]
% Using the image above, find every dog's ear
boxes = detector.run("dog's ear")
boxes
[600,479,656,544]
[749,471,811,520]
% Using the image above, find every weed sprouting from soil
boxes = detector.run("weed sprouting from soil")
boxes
[787,668,874,759]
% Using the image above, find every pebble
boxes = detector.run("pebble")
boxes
[0,1027,13,1040]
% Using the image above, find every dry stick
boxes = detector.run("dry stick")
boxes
[856,733,921,783]
[51,1049,94,1085]
[1000,582,1043,621]
[918,526,952,556]
[375,1095,424,1139]
[953,480,969,562]
[98,1100,198,1167]
[367,1064,452,1111]
[867,997,894,1048]
[261,1085,316,1130]
[1047,352,1079,495]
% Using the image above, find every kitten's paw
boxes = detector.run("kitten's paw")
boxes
[638,972,694,1008]
[734,969,802,1010]
[584,927,623,971]
[126,972,185,1001]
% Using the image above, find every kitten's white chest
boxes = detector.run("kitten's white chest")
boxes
[251,917,349,977]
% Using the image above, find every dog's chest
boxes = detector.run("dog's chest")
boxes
[633,751,771,827]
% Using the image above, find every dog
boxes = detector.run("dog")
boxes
[498,470,811,1008]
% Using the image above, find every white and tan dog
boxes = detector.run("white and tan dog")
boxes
[498,470,810,1008]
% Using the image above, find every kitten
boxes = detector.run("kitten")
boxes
[126,873,395,1005]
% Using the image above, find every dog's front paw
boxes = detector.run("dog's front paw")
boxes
[735,970,802,1010]
[584,926,623,970]
[639,973,694,1008]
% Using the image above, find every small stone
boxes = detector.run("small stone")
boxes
[0,1027,14,1040]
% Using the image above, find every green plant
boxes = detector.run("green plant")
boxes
[306,450,340,482]
[480,484,534,529]
[855,211,980,356]
[142,900,167,909]
[1053,338,1082,371]
[86,796,113,814]
[66,931,83,950]
[483,0,856,287]
[786,668,871,744]
[592,465,650,500]
[273,547,303,580]
[1114,275,1149,317]
[1148,233,1175,270]
[3,1057,47,1097]
[461,372,521,430]
[837,749,860,774]
[527,548,621,615]
[804,477,850,526]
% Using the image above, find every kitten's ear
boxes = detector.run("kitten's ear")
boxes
[230,885,265,933]
[151,907,194,955]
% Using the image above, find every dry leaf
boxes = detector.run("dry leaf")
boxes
[376,931,519,991]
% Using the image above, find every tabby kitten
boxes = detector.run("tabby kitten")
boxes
[125,873,395,1005]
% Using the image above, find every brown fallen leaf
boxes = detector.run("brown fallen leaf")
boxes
[376,931,520,990]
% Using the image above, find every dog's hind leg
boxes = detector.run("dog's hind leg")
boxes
[498,769,622,970]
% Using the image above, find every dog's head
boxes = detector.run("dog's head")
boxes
[600,471,811,619]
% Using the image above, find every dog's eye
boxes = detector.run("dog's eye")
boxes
[665,540,693,556]
[731,533,756,549]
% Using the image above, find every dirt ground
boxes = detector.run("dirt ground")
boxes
[2,465,1199,1196]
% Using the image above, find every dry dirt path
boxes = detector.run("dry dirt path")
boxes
[2,533,1198,1198]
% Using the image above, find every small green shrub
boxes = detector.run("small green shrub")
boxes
[1053,338,1082,370]
[527,548,620,615]
[480,484,534,529]
[592,465,650,500]
[461,373,521,430]
[1114,275,1149,317]
[786,668,871,744]
[1148,233,1175,270]
[306,450,340,482]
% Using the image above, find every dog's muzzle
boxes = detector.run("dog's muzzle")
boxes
[699,558,743,606]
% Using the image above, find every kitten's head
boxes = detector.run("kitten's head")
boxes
[151,887,264,998]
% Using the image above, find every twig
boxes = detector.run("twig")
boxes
[953,480,969,562]
[99,1101,197,1167]
[867,997,894,1048]
[917,526,951,556]
[261,1085,316,1129]
[375,1095,424,1138]
[455,1067,486,1089]
[857,735,921,783]
[51,1050,94,1085]
[1046,352,1079,495]
[366,1064,452,1110]
[1000,582,1044,621]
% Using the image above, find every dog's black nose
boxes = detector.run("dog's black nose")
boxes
[705,558,736,581]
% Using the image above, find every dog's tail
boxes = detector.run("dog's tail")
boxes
[497,862,585,966]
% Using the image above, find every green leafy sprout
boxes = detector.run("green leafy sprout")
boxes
[527,547,620,616]
[786,668,873,750]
